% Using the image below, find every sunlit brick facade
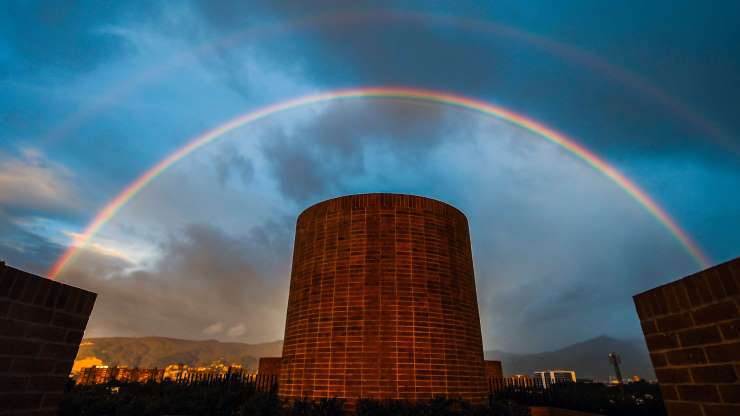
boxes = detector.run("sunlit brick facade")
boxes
[258,357,281,376]
[278,194,487,404]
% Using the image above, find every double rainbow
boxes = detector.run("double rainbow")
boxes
[49,87,710,279]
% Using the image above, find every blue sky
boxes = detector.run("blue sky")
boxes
[1,1,738,352]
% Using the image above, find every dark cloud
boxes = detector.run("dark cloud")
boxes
[191,0,257,29]
[183,1,740,158]
[212,144,255,187]
[60,221,292,342]
[191,0,378,30]
[0,151,87,275]
[0,1,150,79]
[0,210,64,275]
[184,2,510,98]
[470,178,700,351]
[259,99,462,202]
[261,129,334,202]
[0,150,83,217]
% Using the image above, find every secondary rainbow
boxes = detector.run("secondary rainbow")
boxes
[48,87,710,279]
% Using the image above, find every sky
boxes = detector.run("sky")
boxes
[1,0,739,353]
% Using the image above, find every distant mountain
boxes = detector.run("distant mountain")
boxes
[485,335,654,381]
[75,337,283,371]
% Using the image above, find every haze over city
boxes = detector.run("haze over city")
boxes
[1,0,739,358]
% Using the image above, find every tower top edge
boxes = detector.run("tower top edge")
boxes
[297,193,468,221]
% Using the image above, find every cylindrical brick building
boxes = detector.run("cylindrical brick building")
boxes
[279,194,487,404]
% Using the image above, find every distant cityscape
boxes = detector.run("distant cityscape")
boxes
[75,361,245,385]
[72,357,642,390]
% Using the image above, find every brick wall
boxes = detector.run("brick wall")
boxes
[633,256,740,416]
[279,194,487,405]
[258,357,281,376]
[484,360,503,378]
[0,262,97,415]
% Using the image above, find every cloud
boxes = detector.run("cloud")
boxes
[180,2,740,159]
[0,149,86,275]
[259,99,460,202]
[61,221,291,343]
[227,324,246,337]
[203,322,225,335]
[0,211,65,275]
[212,144,254,187]
[63,232,133,264]
[440,131,702,351]
[0,150,83,216]
[183,2,511,96]
[0,1,147,78]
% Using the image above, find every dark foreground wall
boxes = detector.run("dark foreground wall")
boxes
[634,256,740,416]
[280,194,487,404]
[530,407,603,416]
[1,262,96,415]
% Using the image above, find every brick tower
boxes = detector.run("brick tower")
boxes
[278,194,488,404]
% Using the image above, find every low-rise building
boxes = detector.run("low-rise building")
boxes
[76,365,164,384]
[77,365,114,385]
[533,370,577,389]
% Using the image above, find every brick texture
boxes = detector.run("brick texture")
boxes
[258,357,281,377]
[0,262,96,415]
[634,256,740,416]
[278,194,487,405]
[484,360,503,379]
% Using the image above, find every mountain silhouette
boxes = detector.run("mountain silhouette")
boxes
[75,337,283,371]
[485,335,654,381]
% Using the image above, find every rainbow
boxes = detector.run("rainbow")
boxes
[49,87,710,279]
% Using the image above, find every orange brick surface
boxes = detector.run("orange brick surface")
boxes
[258,357,282,376]
[484,360,503,378]
[278,194,487,404]
[634,256,740,416]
